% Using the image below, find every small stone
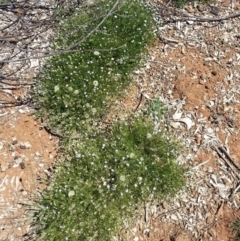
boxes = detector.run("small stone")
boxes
[12,137,18,145]
[20,162,25,169]
[171,214,178,221]
[15,158,23,164]
[1,162,9,172]
[199,79,205,85]
[200,74,206,80]
[20,143,26,149]
[186,6,196,13]
[25,142,32,149]
[197,5,204,12]
[35,151,42,157]
[22,191,28,196]
[162,201,169,209]
[20,142,32,149]
[208,167,213,173]
[210,6,219,16]
[206,216,214,224]
[187,20,194,25]
[11,151,20,160]
[211,70,217,76]
[18,109,25,114]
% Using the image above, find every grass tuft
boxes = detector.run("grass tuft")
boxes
[34,116,185,240]
[34,0,155,134]
[32,1,186,240]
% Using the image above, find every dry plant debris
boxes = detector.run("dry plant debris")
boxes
[0,0,59,240]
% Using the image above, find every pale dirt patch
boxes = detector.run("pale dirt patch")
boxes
[0,110,58,241]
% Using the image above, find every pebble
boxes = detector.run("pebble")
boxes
[211,70,217,76]
[171,214,178,221]
[11,137,18,145]
[35,151,42,157]
[15,158,23,164]
[210,6,219,16]
[185,6,196,13]
[20,142,32,149]
[12,151,20,160]
[187,20,194,25]
[162,201,169,209]
[1,163,9,172]
[197,5,204,12]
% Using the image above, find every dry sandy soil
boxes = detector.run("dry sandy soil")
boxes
[0,0,240,240]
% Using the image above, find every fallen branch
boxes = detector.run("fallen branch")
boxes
[43,125,63,139]
[212,146,240,180]
[166,12,240,24]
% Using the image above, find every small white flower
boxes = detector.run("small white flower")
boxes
[147,133,152,139]
[74,90,79,95]
[93,51,100,56]
[129,153,135,159]
[54,85,60,92]
[120,175,125,182]
[91,108,97,114]
[68,190,75,197]
[93,80,98,87]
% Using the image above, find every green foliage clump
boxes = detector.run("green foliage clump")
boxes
[35,117,185,241]
[32,1,186,240]
[35,0,155,134]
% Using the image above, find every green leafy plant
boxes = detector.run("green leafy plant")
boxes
[32,1,186,240]
[0,0,11,4]
[146,98,167,120]
[34,0,155,134]
[34,116,185,240]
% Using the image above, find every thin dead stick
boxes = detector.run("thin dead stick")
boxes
[212,146,240,180]
[166,12,240,23]
[155,206,183,219]
[66,0,121,51]
[0,45,126,63]
[218,146,240,170]
[43,125,63,139]
[161,0,172,14]
[134,93,143,112]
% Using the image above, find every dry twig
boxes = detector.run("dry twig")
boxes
[166,12,240,23]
